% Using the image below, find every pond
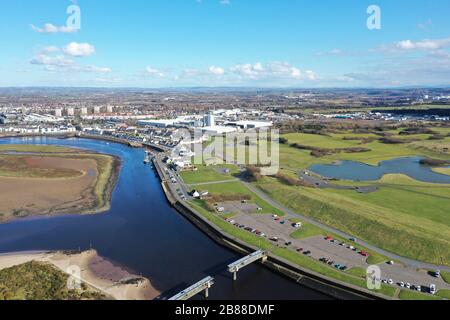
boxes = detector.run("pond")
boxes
[309,157,450,184]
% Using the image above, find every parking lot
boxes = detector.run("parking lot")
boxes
[225,210,450,294]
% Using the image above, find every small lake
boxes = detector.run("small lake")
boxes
[310,157,450,184]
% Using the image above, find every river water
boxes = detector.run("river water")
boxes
[0,136,330,300]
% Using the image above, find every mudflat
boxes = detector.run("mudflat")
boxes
[0,145,120,223]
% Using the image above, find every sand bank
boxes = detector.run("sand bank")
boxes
[0,250,160,300]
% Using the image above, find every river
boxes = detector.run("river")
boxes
[0,136,330,300]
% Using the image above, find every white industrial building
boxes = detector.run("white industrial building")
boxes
[225,120,273,130]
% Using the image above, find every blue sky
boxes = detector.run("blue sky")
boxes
[1,0,449,87]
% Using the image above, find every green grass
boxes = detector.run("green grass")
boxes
[90,154,118,211]
[181,164,239,184]
[346,267,367,278]
[290,221,326,240]
[256,176,450,265]
[0,261,106,300]
[436,289,450,299]
[189,200,396,298]
[441,271,450,284]
[433,167,450,176]
[0,155,83,178]
[0,144,77,153]
[399,289,442,300]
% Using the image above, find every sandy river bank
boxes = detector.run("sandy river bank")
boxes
[0,250,160,300]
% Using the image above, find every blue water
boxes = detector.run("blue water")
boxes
[0,136,329,300]
[310,157,450,184]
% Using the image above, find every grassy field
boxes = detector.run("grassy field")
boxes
[267,128,450,265]
[436,290,450,299]
[0,155,82,178]
[192,181,285,217]
[433,167,450,176]
[256,175,450,265]
[181,164,239,184]
[0,144,77,153]
[442,271,450,284]
[398,289,442,300]
[0,261,106,300]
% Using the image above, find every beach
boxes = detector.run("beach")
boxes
[0,250,160,300]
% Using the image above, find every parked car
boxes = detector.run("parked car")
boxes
[303,250,311,256]
[435,270,441,278]
[296,248,303,252]
[416,285,422,292]
[388,279,394,285]
[430,284,436,295]
[269,237,279,242]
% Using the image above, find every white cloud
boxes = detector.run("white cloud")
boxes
[209,66,225,75]
[30,53,110,74]
[31,23,77,34]
[230,62,316,81]
[145,66,165,77]
[40,46,60,54]
[30,54,74,67]
[63,42,95,57]
[396,38,450,51]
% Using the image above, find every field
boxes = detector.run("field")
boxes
[433,167,450,176]
[183,124,450,265]
[256,126,450,266]
[0,145,120,223]
[256,174,450,265]
[181,164,239,184]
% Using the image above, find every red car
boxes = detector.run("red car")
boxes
[325,236,333,241]
[360,251,369,257]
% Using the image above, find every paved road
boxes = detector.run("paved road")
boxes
[242,181,450,272]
